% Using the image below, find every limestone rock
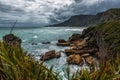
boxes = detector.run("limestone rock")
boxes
[42,41,50,44]
[57,39,70,46]
[67,54,83,65]
[68,34,82,42]
[85,56,94,65]
[40,50,61,61]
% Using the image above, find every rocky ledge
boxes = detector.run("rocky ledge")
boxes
[40,50,61,61]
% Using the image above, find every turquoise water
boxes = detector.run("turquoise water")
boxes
[0,27,88,79]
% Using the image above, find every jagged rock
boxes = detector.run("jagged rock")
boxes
[70,38,89,50]
[68,33,83,42]
[32,43,37,45]
[64,49,75,56]
[64,48,98,56]
[55,52,61,58]
[40,50,61,61]
[81,53,90,57]
[85,56,94,65]
[3,34,22,47]
[57,42,70,46]
[57,39,70,46]
[58,39,66,43]
[42,41,50,44]
[67,54,83,65]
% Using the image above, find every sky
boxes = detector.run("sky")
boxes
[0,0,120,27]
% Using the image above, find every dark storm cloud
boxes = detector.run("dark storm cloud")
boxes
[0,0,120,27]
[0,3,25,14]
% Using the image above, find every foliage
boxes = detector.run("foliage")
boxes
[0,41,58,80]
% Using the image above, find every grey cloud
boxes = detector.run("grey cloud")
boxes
[0,0,120,27]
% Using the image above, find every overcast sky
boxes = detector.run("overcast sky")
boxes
[0,0,120,27]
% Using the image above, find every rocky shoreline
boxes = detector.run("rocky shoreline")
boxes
[40,19,120,71]
[40,32,101,68]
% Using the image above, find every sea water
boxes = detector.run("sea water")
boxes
[0,27,88,79]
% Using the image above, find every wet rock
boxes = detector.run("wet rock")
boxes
[42,41,50,44]
[64,49,75,56]
[81,53,90,57]
[56,42,70,46]
[67,54,83,65]
[85,56,94,65]
[32,43,37,45]
[64,48,98,56]
[57,39,70,46]
[74,48,98,55]
[40,50,61,61]
[68,33,83,42]
[55,52,61,58]
[70,39,87,50]
[58,39,66,43]
[3,34,22,47]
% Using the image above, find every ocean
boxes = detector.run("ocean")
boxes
[0,27,88,79]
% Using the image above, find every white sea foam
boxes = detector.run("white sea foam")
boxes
[33,35,38,38]
[64,29,84,32]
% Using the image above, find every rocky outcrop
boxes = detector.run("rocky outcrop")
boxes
[68,34,83,42]
[56,39,70,46]
[3,34,22,47]
[41,41,50,44]
[67,54,83,65]
[84,56,94,65]
[40,50,61,61]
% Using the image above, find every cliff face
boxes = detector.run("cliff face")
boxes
[82,19,120,60]
[50,8,120,27]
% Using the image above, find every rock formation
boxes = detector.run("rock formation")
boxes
[40,50,61,61]
[56,39,70,46]
[3,34,22,48]
[67,54,83,66]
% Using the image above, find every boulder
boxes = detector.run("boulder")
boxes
[32,43,37,45]
[57,39,70,46]
[70,40,86,50]
[64,49,75,56]
[3,34,22,47]
[42,41,50,44]
[56,42,70,46]
[68,33,83,42]
[55,52,61,58]
[85,56,94,65]
[40,50,61,61]
[58,39,66,43]
[67,54,83,65]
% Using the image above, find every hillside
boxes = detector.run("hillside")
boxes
[82,18,120,60]
[49,8,120,27]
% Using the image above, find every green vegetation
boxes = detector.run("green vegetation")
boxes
[0,41,58,80]
[96,19,120,56]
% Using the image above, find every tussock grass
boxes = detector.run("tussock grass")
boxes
[0,41,58,80]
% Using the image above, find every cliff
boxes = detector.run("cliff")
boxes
[82,18,120,60]
[49,8,120,27]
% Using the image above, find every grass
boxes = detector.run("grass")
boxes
[0,41,58,80]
